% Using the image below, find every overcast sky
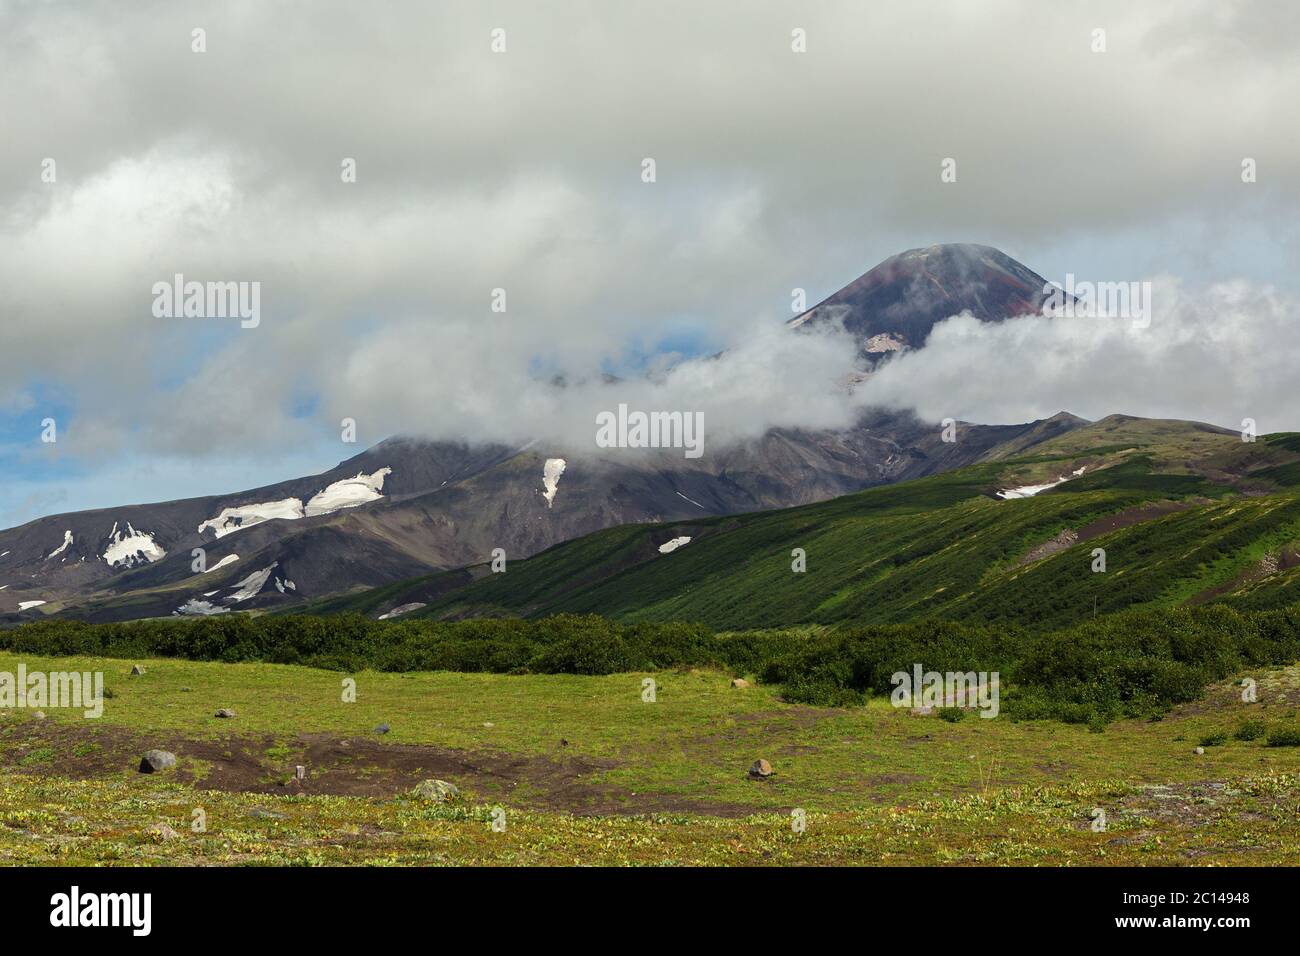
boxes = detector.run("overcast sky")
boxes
[2,0,1298,528]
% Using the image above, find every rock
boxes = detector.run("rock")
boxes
[247,808,287,820]
[139,749,177,773]
[731,678,750,688]
[410,779,461,803]
[373,723,391,734]
[130,665,146,676]
[748,758,774,778]
[215,708,236,718]
[1194,746,1206,755]
[147,822,179,840]
[911,706,933,716]
[483,722,494,728]
[31,711,46,720]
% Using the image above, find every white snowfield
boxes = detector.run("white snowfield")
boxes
[997,466,1087,500]
[199,498,304,538]
[304,467,392,517]
[378,602,427,620]
[47,531,73,559]
[201,554,240,574]
[102,521,167,567]
[541,458,566,508]
[658,536,692,554]
[198,467,393,538]
[227,564,278,602]
[176,561,290,615]
[175,598,228,616]
[18,600,46,611]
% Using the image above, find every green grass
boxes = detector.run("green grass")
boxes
[354,459,1300,631]
[1,652,1297,865]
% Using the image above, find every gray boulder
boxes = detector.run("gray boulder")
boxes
[410,779,460,803]
[139,749,177,773]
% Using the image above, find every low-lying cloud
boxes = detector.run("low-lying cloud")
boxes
[857,277,1300,434]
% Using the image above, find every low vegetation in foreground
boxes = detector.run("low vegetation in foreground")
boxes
[0,647,1298,865]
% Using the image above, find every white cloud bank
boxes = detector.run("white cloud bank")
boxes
[857,278,1300,434]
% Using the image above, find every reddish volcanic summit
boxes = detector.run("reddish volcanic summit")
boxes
[789,243,1056,351]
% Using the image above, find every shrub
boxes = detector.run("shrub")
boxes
[937,707,966,723]
[1266,725,1300,747]
[1198,732,1228,747]
[1234,719,1267,741]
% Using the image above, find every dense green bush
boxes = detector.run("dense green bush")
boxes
[1234,719,1267,741]
[1266,726,1300,747]
[4,602,1299,725]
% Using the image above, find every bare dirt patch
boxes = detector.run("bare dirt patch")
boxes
[0,716,764,817]
[1018,500,1192,566]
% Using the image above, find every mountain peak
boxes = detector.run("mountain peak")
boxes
[790,243,1056,351]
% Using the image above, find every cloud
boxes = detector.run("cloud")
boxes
[856,277,1300,434]
[1,0,1297,521]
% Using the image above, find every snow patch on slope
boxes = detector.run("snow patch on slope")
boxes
[175,599,229,616]
[305,467,392,517]
[378,602,426,620]
[227,564,278,602]
[102,521,167,567]
[997,467,1087,500]
[202,554,239,574]
[541,458,567,508]
[198,467,394,537]
[658,536,692,554]
[18,600,47,611]
[47,531,72,558]
[199,499,304,538]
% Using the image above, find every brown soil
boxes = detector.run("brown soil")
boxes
[1017,500,1193,566]
[0,718,762,817]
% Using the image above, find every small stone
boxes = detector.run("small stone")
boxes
[31,711,46,721]
[130,665,146,676]
[373,723,391,734]
[147,822,179,841]
[410,779,460,803]
[215,709,236,718]
[748,758,774,778]
[247,808,286,820]
[731,678,750,689]
[1194,746,1206,755]
[483,722,494,728]
[139,749,177,773]
[911,706,933,716]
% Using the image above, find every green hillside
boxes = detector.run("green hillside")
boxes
[316,420,1300,630]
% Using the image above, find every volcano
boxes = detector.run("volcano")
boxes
[789,243,1058,352]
